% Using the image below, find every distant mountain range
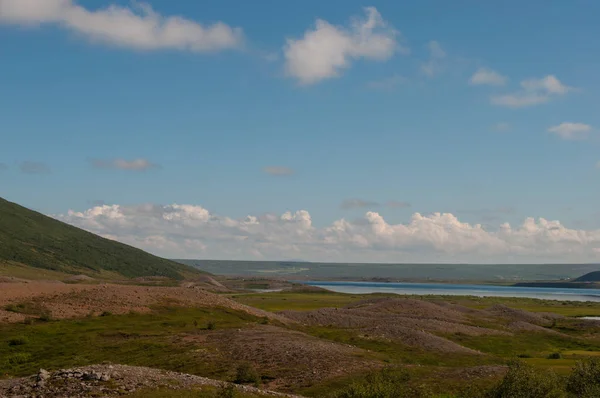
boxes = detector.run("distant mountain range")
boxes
[175,259,600,282]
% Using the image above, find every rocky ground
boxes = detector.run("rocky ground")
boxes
[0,365,304,398]
[0,281,289,324]
[280,297,565,355]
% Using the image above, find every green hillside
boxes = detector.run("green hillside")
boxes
[0,197,200,280]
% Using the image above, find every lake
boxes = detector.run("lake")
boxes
[302,281,600,302]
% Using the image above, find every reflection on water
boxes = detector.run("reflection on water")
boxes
[302,281,600,302]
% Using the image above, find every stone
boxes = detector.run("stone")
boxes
[37,369,50,381]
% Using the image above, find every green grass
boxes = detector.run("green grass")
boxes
[0,306,262,379]
[231,291,600,317]
[0,197,202,280]
[230,291,383,312]
[125,385,265,398]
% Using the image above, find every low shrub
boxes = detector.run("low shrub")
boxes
[547,352,562,359]
[330,368,431,398]
[566,357,600,397]
[215,383,237,398]
[8,336,28,346]
[486,360,565,398]
[234,362,260,387]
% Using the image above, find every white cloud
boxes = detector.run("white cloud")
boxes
[54,203,600,263]
[492,122,511,132]
[263,166,294,176]
[0,0,243,52]
[491,75,573,108]
[420,40,446,77]
[469,68,507,86]
[548,122,592,140]
[283,7,404,85]
[91,158,159,171]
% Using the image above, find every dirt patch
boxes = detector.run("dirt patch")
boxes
[197,324,380,391]
[280,298,512,355]
[0,364,304,397]
[0,282,289,324]
[485,305,561,326]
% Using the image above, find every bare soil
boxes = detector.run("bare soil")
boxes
[279,298,559,355]
[193,324,380,391]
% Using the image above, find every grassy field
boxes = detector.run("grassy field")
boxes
[232,290,600,317]
[0,306,262,379]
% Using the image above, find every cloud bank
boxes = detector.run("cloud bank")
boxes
[54,203,600,263]
[0,0,243,52]
[284,7,404,85]
[469,68,507,86]
[491,75,573,108]
[548,122,592,140]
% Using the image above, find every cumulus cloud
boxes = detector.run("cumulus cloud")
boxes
[548,122,592,140]
[284,7,404,85]
[262,166,294,176]
[469,68,507,86]
[420,40,446,77]
[19,161,50,174]
[53,203,600,263]
[0,0,243,52]
[491,75,573,108]
[341,199,379,210]
[91,158,159,171]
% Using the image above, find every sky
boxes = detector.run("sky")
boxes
[1,0,600,263]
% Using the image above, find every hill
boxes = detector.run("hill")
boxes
[573,271,600,282]
[0,197,200,280]
[176,259,600,281]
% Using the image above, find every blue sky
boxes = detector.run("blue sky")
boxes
[1,0,599,262]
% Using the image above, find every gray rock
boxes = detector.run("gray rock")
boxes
[37,369,50,381]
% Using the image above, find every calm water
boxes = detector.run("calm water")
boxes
[302,281,600,302]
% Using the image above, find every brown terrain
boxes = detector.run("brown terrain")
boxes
[280,297,564,355]
[0,280,288,324]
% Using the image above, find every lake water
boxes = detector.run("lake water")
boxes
[302,281,600,302]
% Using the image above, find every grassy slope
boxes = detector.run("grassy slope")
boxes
[0,197,201,280]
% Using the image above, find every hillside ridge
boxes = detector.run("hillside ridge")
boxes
[0,197,200,280]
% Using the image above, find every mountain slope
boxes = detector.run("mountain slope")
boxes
[0,197,200,280]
